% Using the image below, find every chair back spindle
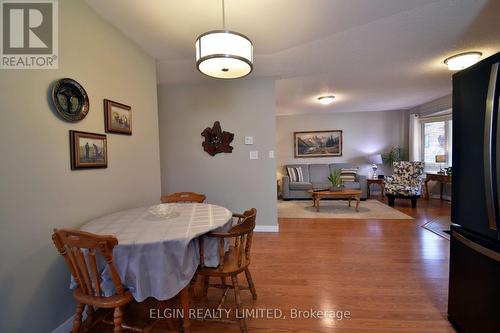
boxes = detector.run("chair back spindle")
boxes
[196,208,258,333]
[52,229,125,297]
[199,208,256,271]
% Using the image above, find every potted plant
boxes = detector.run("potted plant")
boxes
[328,170,344,192]
[382,146,408,166]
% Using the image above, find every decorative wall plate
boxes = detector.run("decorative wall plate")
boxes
[51,78,89,122]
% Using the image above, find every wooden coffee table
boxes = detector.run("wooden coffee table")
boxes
[308,189,362,212]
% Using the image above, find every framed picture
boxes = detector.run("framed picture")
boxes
[70,131,108,169]
[294,130,343,158]
[104,99,132,135]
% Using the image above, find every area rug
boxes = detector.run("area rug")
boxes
[278,199,413,219]
[422,216,451,240]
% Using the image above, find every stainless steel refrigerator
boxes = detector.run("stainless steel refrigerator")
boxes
[449,51,500,333]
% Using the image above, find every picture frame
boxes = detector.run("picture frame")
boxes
[70,131,108,169]
[294,130,343,158]
[104,99,132,135]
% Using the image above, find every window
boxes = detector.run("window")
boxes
[421,117,452,173]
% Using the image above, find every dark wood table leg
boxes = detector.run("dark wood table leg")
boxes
[316,197,320,212]
[367,184,371,198]
[380,183,385,200]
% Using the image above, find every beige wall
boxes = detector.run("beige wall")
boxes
[410,94,452,116]
[157,78,278,227]
[0,1,161,332]
[277,110,407,178]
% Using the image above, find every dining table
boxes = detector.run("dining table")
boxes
[76,202,233,303]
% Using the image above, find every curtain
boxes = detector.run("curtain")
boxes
[409,113,421,161]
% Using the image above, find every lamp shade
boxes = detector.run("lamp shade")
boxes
[367,154,383,165]
[195,30,253,79]
[435,154,446,163]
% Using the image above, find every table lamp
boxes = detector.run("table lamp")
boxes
[367,154,383,179]
[435,154,446,174]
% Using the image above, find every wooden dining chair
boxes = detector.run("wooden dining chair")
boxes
[160,192,206,204]
[197,208,257,333]
[52,228,153,333]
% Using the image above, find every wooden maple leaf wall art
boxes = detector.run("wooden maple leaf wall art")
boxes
[201,121,234,156]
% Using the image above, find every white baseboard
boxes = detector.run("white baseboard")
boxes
[429,194,452,201]
[52,312,87,333]
[254,225,279,232]
[52,315,74,333]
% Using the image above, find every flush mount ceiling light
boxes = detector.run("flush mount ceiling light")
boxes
[195,0,253,79]
[318,96,335,105]
[444,52,482,71]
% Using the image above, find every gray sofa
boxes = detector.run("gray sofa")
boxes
[281,163,367,200]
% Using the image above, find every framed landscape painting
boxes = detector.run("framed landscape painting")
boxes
[294,130,343,158]
[104,99,132,135]
[70,131,107,169]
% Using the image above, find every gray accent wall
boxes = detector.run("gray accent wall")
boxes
[0,1,161,332]
[157,78,278,227]
[277,110,408,178]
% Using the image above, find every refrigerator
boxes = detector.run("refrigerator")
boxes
[449,51,500,333]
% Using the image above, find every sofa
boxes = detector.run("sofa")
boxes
[281,163,367,200]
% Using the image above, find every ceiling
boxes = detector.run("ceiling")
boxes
[85,0,500,115]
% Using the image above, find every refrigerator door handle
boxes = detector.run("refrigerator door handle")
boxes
[484,62,499,231]
[452,230,500,263]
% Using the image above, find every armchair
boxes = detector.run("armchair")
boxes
[384,161,425,208]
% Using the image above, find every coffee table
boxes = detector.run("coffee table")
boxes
[308,189,362,212]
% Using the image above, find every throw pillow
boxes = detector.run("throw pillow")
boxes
[340,168,358,182]
[287,167,304,182]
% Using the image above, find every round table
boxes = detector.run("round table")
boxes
[79,203,232,301]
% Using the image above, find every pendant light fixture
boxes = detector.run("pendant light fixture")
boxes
[195,0,253,79]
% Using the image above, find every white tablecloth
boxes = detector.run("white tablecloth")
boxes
[77,203,232,301]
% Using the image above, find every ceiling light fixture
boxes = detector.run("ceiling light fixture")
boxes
[318,96,335,105]
[444,51,482,71]
[195,0,253,79]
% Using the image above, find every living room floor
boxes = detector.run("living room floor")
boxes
[95,198,455,333]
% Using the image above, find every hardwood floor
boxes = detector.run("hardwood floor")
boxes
[94,198,455,332]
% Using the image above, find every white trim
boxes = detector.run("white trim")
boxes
[419,108,452,120]
[52,311,87,333]
[52,316,73,333]
[420,116,453,172]
[254,225,279,232]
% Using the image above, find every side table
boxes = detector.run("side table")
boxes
[367,178,385,200]
[424,173,452,201]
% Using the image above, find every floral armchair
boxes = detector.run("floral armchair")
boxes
[384,161,425,207]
